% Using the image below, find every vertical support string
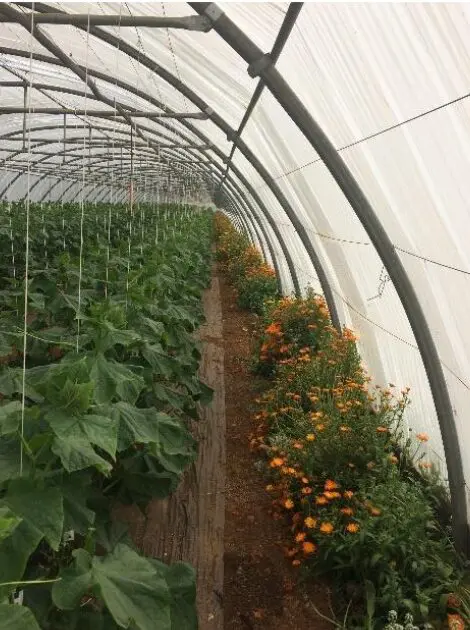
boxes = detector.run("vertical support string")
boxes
[76,10,91,353]
[20,5,35,475]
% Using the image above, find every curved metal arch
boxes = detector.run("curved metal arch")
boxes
[0,10,337,311]
[9,116,298,294]
[0,47,301,295]
[193,1,469,553]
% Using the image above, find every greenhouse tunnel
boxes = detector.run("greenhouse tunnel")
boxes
[1,1,470,627]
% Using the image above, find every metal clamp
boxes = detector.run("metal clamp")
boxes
[247,53,272,78]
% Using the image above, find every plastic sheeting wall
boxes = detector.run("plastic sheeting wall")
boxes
[0,3,469,509]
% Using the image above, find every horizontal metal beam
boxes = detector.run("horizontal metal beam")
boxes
[0,11,212,31]
[0,107,209,120]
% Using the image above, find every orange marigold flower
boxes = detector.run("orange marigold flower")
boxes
[319,522,334,534]
[304,517,317,529]
[324,479,338,491]
[301,487,313,495]
[343,491,354,499]
[292,559,301,567]
[346,523,359,533]
[302,541,317,554]
[416,432,429,442]
[295,532,306,542]
[419,461,432,470]
[448,614,465,630]
[324,491,341,499]
[301,477,309,484]
[340,507,353,516]
[306,433,316,442]
[270,457,284,468]
[376,426,388,433]
[284,499,295,509]
[316,496,328,505]
[265,322,281,335]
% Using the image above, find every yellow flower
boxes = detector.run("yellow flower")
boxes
[339,425,352,433]
[306,433,316,441]
[346,523,359,533]
[295,532,306,542]
[304,517,317,529]
[343,491,354,499]
[319,522,334,534]
[265,484,274,492]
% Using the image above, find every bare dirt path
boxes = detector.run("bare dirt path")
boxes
[220,274,333,630]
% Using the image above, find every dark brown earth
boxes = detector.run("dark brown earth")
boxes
[220,274,333,630]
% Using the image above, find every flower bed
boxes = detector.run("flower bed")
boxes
[214,212,278,314]
[216,215,469,629]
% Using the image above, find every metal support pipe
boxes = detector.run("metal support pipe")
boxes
[0,106,208,119]
[220,2,303,187]
[1,11,212,31]
[194,1,470,555]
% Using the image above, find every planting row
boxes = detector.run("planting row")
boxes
[214,211,469,630]
[0,202,213,629]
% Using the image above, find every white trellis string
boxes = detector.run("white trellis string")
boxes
[76,10,91,353]
[20,5,36,475]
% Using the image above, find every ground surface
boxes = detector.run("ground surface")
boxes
[119,270,334,630]
[220,274,333,630]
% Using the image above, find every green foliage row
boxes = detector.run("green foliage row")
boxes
[0,201,213,629]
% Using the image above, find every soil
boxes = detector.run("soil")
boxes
[220,273,334,630]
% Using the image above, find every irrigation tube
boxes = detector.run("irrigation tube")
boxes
[191,1,470,554]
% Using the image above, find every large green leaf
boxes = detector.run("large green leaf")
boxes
[52,435,112,475]
[0,438,27,484]
[4,479,64,551]
[151,561,198,630]
[0,604,41,630]
[93,544,171,630]
[0,520,42,598]
[111,403,160,450]
[150,415,195,475]
[0,401,22,436]
[53,545,171,630]
[89,355,144,405]
[0,506,21,543]
[46,411,118,460]
[62,476,96,534]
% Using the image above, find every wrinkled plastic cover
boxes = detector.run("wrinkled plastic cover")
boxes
[2,3,470,497]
